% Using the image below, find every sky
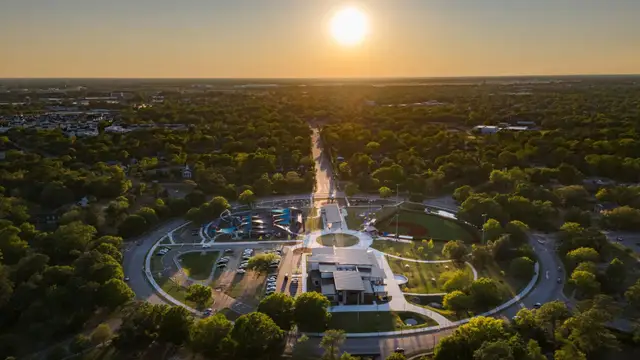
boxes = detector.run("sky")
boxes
[1,0,639,78]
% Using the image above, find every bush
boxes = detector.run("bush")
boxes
[90,323,112,345]
[118,214,148,238]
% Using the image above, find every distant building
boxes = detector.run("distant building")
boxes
[472,125,500,135]
[307,247,388,305]
[182,165,193,179]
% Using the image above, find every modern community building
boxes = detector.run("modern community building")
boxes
[307,247,388,305]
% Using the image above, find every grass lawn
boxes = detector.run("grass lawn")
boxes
[371,240,445,261]
[150,255,164,273]
[155,276,212,309]
[345,207,380,230]
[172,225,202,243]
[328,311,437,333]
[406,296,469,321]
[316,233,359,247]
[476,260,527,300]
[377,210,475,242]
[224,272,267,306]
[178,251,220,280]
[387,258,474,294]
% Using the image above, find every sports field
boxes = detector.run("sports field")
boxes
[377,210,475,242]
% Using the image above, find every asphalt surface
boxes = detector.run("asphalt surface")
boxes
[122,218,187,305]
[312,128,339,199]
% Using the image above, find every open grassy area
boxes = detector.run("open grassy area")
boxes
[387,258,474,294]
[316,233,359,247]
[224,272,267,306]
[327,311,437,333]
[178,251,220,280]
[377,210,475,242]
[371,239,445,261]
[477,260,528,300]
[406,295,469,321]
[345,207,380,230]
[154,276,211,309]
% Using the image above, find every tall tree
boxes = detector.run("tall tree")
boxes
[294,292,331,332]
[189,313,233,359]
[320,329,346,360]
[231,312,285,360]
[257,292,295,330]
[186,284,212,309]
[158,306,193,346]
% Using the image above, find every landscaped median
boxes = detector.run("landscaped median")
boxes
[178,251,220,280]
[328,311,438,333]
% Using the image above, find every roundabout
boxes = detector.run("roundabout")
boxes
[316,233,360,247]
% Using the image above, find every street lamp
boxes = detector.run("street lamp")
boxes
[396,184,400,239]
[481,213,488,244]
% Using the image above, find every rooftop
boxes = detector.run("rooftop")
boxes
[322,204,342,224]
[333,271,366,291]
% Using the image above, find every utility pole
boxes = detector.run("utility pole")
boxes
[482,213,488,244]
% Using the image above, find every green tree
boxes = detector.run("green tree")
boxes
[186,284,212,309]
[442,240,469,262]
[574,261,597,274]
[137,207,159,225]
[554,344,586,360]
[0,225,29,265]
[526,340,546,360]
[189,313,233,359]
[434,316,507,360]
[231,312,285,360]
[624,279,640,309]
[386,353,407,360]
[570,270,600,297]
[90,323,113,345]
[294,292,331,332]
[118,214,148,238]
[566,247,599,268]
[505,220,529,244]
[320,329,346,360]
[441,270,472,293]
[604,258,626,290]
[483,219,503,242]
[247,253,279,275]
[471,244,492,269]
[158,306,194,346]
[210,196,231,217]
[292,334,316,360]
[379,186,393,199]
[344,183,359,197]
[469,278,502,308]
[473,339,513,360]
[535,301,570,341]
[453,185,473,203]
[239,189,256,208]
[509,257,535,280]
[443,290,472,317]
[99,278,134,309]
[258,292,295,330]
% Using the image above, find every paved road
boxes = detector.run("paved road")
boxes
[312,127,339,199]
[122,218,188,305]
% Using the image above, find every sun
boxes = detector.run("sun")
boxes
[330,7,369,46]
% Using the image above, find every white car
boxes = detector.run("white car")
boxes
[237,269,246,274]
[265,289,275,295]
[217,259,229,264]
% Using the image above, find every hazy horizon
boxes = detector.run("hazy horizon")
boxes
[2,0,639,78]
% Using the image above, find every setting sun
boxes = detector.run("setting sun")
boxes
[330,7,369,46]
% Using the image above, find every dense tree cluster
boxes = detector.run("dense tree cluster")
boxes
[0,220,133,357]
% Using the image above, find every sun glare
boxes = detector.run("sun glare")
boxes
[330,7,369,46]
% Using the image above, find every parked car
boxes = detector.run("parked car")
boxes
[217,263,227,268]
[224,249,233,254]
[557,277,562,283]
[124,277,130,282]
[217,259,229,264]
[237,269,246,274]
[534,302,542,308]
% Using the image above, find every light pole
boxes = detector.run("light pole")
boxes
[396,184,400,239]
[481,213,488,244]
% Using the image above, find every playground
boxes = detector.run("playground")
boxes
[376,208,475,242]
[206,207,304,241]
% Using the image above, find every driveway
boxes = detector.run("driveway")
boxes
[312,127,339,199]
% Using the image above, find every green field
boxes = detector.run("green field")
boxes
[328,311,437,333]
[377,210,475,242]
[316,233,359,247]
[155,276,211,309]
[371,239,445,261]
[387,258,474,294]
[178,251,220,280]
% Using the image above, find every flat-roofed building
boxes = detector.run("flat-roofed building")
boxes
[321,203,342,230]
[308,247,387,305]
